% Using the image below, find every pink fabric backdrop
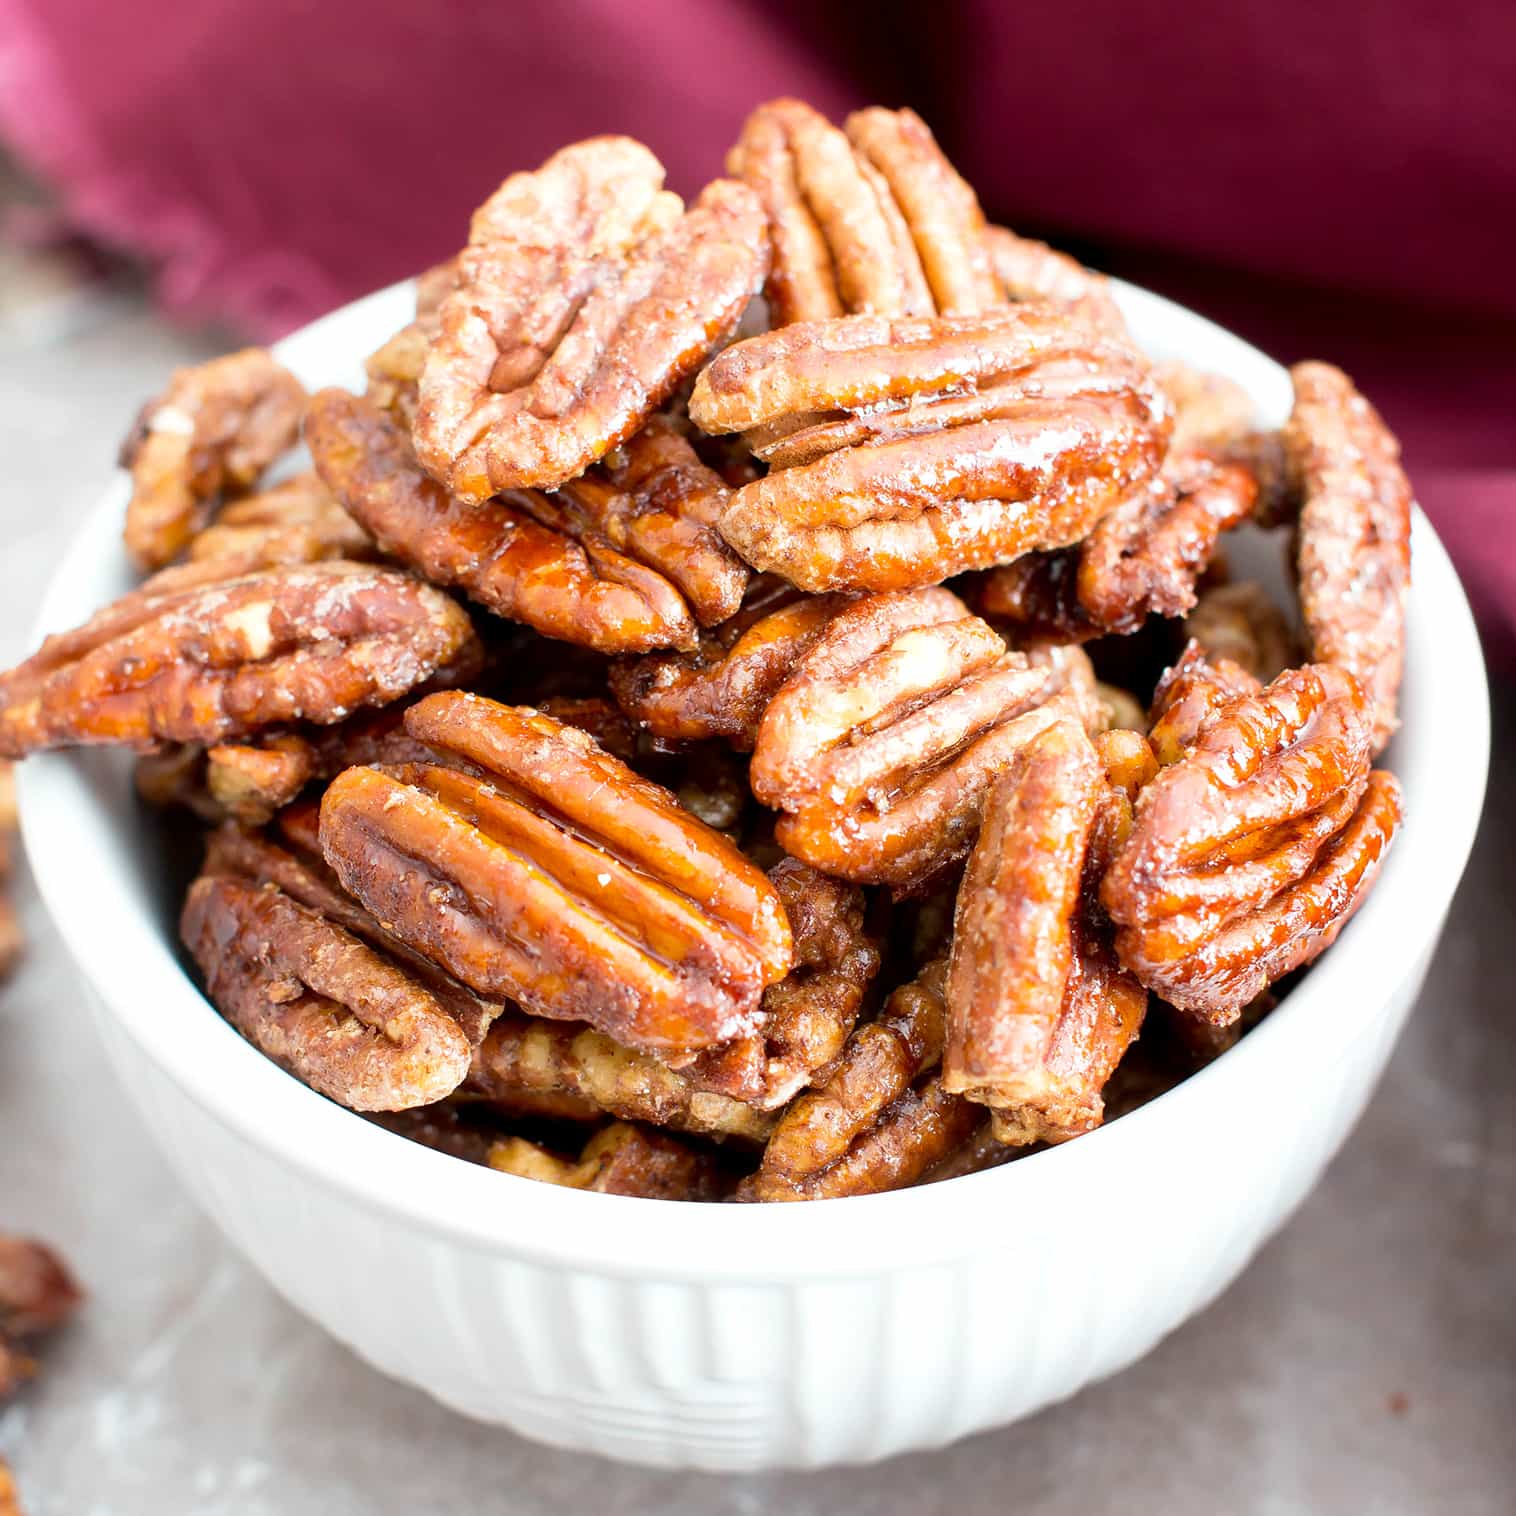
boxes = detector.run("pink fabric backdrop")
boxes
[1,0,1511,659]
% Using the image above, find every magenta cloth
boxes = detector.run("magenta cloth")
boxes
[2,0,1512,659]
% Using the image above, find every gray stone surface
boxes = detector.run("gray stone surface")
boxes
[0,292,1511,1516]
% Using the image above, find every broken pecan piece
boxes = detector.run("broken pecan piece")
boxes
[0,560,478,758]
[750,589,1087,888]
[1182,581,1299,684]
[1102,664,1399,1021]
[319,692,793,1056]
[691,306,1170,592]
[984,224,1127,336]
[0,762,19,982]
[487,1122,725,1201]
[943,719,1146,1143]
[1153,360,1259,454]
[1146,642,1262,765]
[181,873,474,1110]
[120,347,307,571]
[414,137,768,499]
[1286,362,1412,751]
[186,470,372,567]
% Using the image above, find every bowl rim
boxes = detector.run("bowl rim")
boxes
[16,277,1492,1281]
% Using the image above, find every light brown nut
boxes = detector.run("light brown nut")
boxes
[414,138,768,499]
[749,589,1083,889]
[0,1456,20,1512]
[363,322,430,427]
[1152,360,1258,454]
[487,1122,725,1201]
[367,1100,505,1164]
[466,1012,771,1141]
[608,578,846,749]
[181,874,472,1111]
[1146,642,1262,765]
[0,560,478,758]
[309,388,738,653]
[1102,665,1397,1022]
[984,224,1128,336]
[691,308,1170,593]
[1286,362,1412,751]
[943,720,1146,1143]
[1096,682,1148,735]
[120,348,307,570]
[319,692,793,1056]
[186,470,372,567]
[1182,581,1299,684]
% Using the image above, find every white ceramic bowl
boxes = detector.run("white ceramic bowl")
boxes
[16,280,1489,1471]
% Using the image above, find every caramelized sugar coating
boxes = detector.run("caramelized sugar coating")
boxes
[181,874,473,1110]
[414,137,768,499]
[186,470,372,567]
[1286,362,1412,751]
[487,1122,726,1201]
[1182,581,1299,684]
[750,589,1090,889]
[120,347,307,570]
[0,560,477,758]
[984,224,1128,336]
[319,693,793,1056]
[1103,665,1400,1021]
[1146,642,1262,765]
[691,307,1170,592]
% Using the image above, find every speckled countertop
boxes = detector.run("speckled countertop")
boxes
[0,288,1511,1516]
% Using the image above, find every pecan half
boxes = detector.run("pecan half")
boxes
[690,307,1170,592]
[943,720,1146,1143]
[1182,581,1299,684]
[120,348,307,570]
[749,589,1088,889]
[186,470,372,567]
[0,561,478,758]
[309,388,742,653]
[319,692,793,1055]
[182,873,474,1109]
[1102,664,1400,1021]
[1153,360,1258,454]
[487,1122,725,1201]
[984,224,1127,336]
[414,137,767,499]
[1286,362,1412,751]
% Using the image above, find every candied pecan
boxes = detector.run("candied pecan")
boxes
[181,874,474,1109]
[1286,362,1412,751]
[120,348,307,570]
[1152,360,1258,454]
[466,1012,771,1141]
[918,1118,1012,1184]
[320,693,793,1055]
[1096,726,1159,801]
[186,470,372,567]
[1182,581,1299,683]
[1146,642,1261,765]
[984,224,1127,336]
[364,322,429,426]
[943,720,1146,1143]
[309,388,740,653]
[608,577,845,749]
[1102,665,1399,1021]
[692,307,1169,593]
[1096,681,1148,734]
[487,1122,725,1201]
[368,1100,503,1164]
[749,589,1085,889]
[0,560,476,759]
[1,1232,82,1404]
[414,138,767,499]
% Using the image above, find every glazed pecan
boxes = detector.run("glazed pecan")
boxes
[1182,581,1299,684]
[608,577,845,749]
[1096,726,1159,801]
[0,1234,82,1401]
[309,388,742,653]
[0,560,477,759]
[414,137,767,499]
[749,589,1088,889]
[1146,642,1261,765]
[319,692,793,1056]
[943,720,1147,1143]
[690,306,1170,592]
[984,224,1127,336]
[1286,362,1412,751]
[487,1122,725,1201]
[181,873,474,1109]
[120,348,307,570]
[0,762,19,982]
[186,470,372,567]
[1153,360,1258,454]
[1102,664,1400,1021]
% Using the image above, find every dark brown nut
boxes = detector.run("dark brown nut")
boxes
[487,1122,725,1201]
[466,1012,771,1141]
[1182,581,1299,683]
[1146,642,1262,765]
[320,692,793,1056]
[609,578,846,749]
[414,137,768,499]
[943,720,1146,1143]
[684,857,881,1108]
[749,589,1084,889]
[186,470,372,567]
[691,307,1170,593]
[120,348,307,570]
[1152,360,1258,454]
[1286,362,1412,752]
[0,560,478,759]
[309,388,739,654]
[181,874,473,1110]
[1102,664,1397,1022]
[984,224,1128,336]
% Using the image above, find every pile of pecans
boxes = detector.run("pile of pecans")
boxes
[0,100,1411,1202]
